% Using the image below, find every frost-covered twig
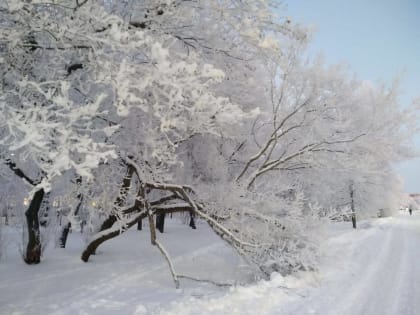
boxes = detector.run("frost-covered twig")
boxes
[127,156,258,248]
[144,188,179,288]
[178,274,233,287]
[154,240,180,289]
[148,182,258,248]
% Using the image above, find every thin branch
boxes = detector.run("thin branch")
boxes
[228,140,246,162]
[155,240,180,288]
[145,186,179,288]
[178,274,233,287]
[246,132,367,187]
[236,98,311,182]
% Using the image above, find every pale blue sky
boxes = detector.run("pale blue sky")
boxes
[284,0,420,193]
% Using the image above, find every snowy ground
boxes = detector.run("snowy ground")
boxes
[0,211,419,315]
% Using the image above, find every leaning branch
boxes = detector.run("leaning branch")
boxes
[81,211,147,262]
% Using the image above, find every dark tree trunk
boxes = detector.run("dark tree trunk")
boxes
[39,192,50,227]
[99,214,118,231]
[189,214,196,229]
[156,213,165,233]
[4,158,44,262]
[24,189,44,264]
[137,219,142,230]
[99,164,135,231]
[81,212,146,262]
[82,170,143,260]
[59,179,84,248]
[59,223,71,248]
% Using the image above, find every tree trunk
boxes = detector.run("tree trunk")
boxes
[59,187,84,248]
[24,189,44,264]
[189,213,196,229]
[59,222,71,248]
[156,213,165,233]
[99,214,118,231]
[137,219,142,230]
[99,164,135,231]
[81,212,146,262]
[82,168,143,260]
[39,192,50,227]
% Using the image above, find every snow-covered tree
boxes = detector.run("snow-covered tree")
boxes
[0,0,418,284]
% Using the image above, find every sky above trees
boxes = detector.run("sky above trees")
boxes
[285,0,420,193]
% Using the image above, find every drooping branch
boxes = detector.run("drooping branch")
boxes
[154,239,180,288]
[144,187,179,288]
[125,157,258,250]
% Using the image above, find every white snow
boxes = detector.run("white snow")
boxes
[1,211,419,315]
[153,211,420,315]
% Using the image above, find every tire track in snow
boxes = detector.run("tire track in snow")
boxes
[342,219,404,315]
[334,214,420,315]
[389,214,420,315]
[286,214,420,315]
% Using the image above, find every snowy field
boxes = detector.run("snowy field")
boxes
[0,211,419,315]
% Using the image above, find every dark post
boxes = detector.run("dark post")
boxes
[350,182,356,229]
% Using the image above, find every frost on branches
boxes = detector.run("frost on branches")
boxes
[0,0,418,285]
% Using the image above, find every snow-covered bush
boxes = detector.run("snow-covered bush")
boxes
[196,183,326,276]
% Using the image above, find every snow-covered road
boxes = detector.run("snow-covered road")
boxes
[283,212,420,315]
[0,212,419,315]
[157,212,420,315]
